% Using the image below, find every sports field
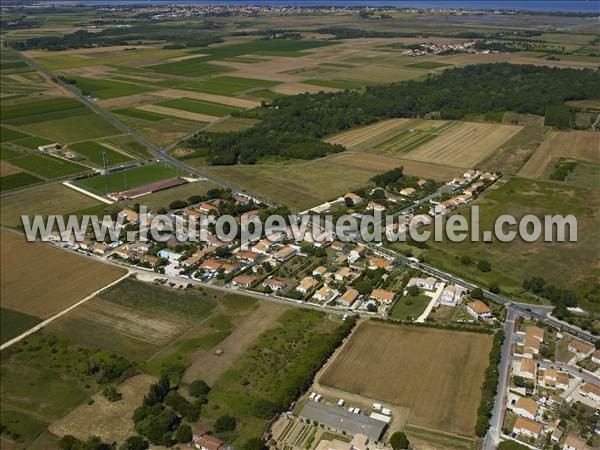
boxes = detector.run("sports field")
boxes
[404,122,523,168]
[0,230,126,318]
[319,321,493,436]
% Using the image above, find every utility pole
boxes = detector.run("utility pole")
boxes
[102,151,109,194]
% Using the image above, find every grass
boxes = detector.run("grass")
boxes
[564,161,600,190]
[14,136,54,149]
[251,89,287,101]
[9,153,89,179]
[146,58,229,77]
[70,76,156,99]
[193,39,336,60]
[18,111,121,143]
[390,294,431,321]
[0,408,47,446]
[157,98,239,117]
[1,125,28,142]
[184,76,279,96]
[1,308,41,344]
[68,141,133,166]
[123,179,217,209]
[74,163,178,195]
[0,172,43,191]
[1,97,84,124]
[0,146,23,160]
[113,107,171,122]
[405,61,451,69]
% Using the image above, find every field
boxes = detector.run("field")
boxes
[0,183,101,228]
[0,172,43,191]
[319,321,493,436]
[202,152,462,210]
[69,76,156,99]
[184,76,279,96]
[519,130,600,180]
[123,179,218,209]
[8,153,90,179]
[403,122,523,168]
[325,119,413,151]
[157,97,240,117]
[67,141,133,166]
[74,163,179,195]
[1,307,41,344]
[389,295,431,321]
[0,229,126,319]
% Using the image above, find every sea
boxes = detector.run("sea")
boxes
[51,1,600,14]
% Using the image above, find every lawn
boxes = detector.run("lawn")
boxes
[390,294,431,321]
[68,141,133,166]
[0,172,43,191]
[319,321,493,436]
[74,163,178,194]
[70,76,156,99]
[1,307,41,344]
[157,98,239,117]
[184,76,279,96]
[9,153,89,179]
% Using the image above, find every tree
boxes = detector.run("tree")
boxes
[460,255,472,265]
[389,431,409,450]
[489,282,500,294]
[214,415,237,433]
[406,285,420,297]
[59,436,80,450]
[189,379,211,397]
[477,259,491,272]
[471,287,484,299]
[120,436,149,450]
[173,424,192,443]
[102,385,122,402]
[243,438,267,450]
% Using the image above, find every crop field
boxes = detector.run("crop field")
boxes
[195,39,336,61]
[564,161,600,190]
[13,135,54,149]
[1,125,28,142]
[146,58,229,77]
[153,88,261,108]
[404,122,523,168]
[68,141,133,166]
[0,230,126,318]
[325,119,413,151]
[405,61,451,69]
[271,81,341,95]
[319,321,493,436]
[69,76,157,99]
[112,107,172,122]
[8,153,90,179]
[204,117,259,133]
[17,111,122,142]
[203,152,461,210]
[156,97,240,117]
[111,113,199,147]
[184,75,279,96]
[0,172,43,191]
[0,183,101,228]
[74,163,179,195]
[1,97,85,125]
[136,104,215,123]
[519,131,600,180]
[1,307,41,344]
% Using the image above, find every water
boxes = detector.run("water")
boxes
[64,1,600,14]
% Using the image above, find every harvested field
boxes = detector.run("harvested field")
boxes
[0,160,23,176]
[519,130,600,179]
[202,152,461,210]
[325,119,412,151]
[48,374,155,444]
[0,183,101,228]
[271,82,341,95]
[137,104,217,122]
[404,122,522,168]
[319,321,493,436]
[153,88,260,108]
[0,230,126,318]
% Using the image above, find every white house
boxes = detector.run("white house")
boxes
[512,397,538,420]
[296,277,318,295]
[439,284,465,306]
[313,286,335,303]
[408,277,437,291]
[513,417,543,440]
[466,300,493,320]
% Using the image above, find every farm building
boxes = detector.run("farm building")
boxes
[38,143,60,153]
[299,401,387,442]
[118,178,186,200]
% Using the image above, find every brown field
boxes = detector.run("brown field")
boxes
[202,152,461,210]
[183,300,290,384]
[271,82,341,95]
[136,104,218,123]
[519,130,600,179]
[48,374,155,444]
[319,321,493,437]
[0,161,23,176]
[153,88,260,109]
[1,183,101,228]
[325,119,412,150]
[405,122,522,168]
[0,230,126,318]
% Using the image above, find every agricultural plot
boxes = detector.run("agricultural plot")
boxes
[112,107,172,122]
[304,79,362,90]
[405,61,451,69]
[184,76,279,96]
[325,118,414,151]
[0,230,126,318]
[153,88,261,109]
[0,172,43,191]
[13,136,54,149]
[18,111,122,142]
[69,76,156,99]
[156,97,240,117]
[1,307,41,344]
[319,321,493,436]
[519,130,600,180]
[146,58,229,77]
[0,125,28,142]
[74,163,179,195]
[9,153,90,179]
[68,141,133,166]
[404,122,523,168]
[1,97,85,125]
[195,39,336,60]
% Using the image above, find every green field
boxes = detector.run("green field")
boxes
[74,163,178,194]
[9,154,89,179]
[304,79,362,90]
[405,61,451,69]
[14,136,54,149]
[113,107,171,122]
[1,97,85,124]
[1,308,41,344]
[68,141,133,166]
[0,126,28,142]
[0,172,43,191]
[157,98,239,117]
[251,89,287,101]
[1,146,24,160]
[194,39,336,60]
[18,112,121,142]
[70,76,156,99]
[146,58,229,77]
[390,294,431,321]
[184,76,279,96]
[564,161,600,190]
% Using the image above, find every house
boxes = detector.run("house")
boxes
[338,288,359,308]
[580,382,600,402]
[220,263,238,275]
[350,246,366,259]
[127,241,150,253]
[344,192,363,205]
[514,358,536,380]
[331,241,347,253]
[526,326,545,343]
[232,274,255,288]
[199,259,222,273]
[399,187,416,196]
[370,289,395,305]
[523,334,541,358]
[263,277,287,292]
[568,339,595,359]
[410,214,432,227]
[313,286,335,302]
[235,251,260,264]
[417,178,427,188]
[157,249,183,262]
[513,417,543,440]
[233,194,251,205]
[273,245,298,262]
[463,169,476,180]
[408,277,437,291]
[119,208,139,223]
[466,300,493,319]
[367,201,386,212]
[313,266,327,277]
[368,257,392,271]
[336,254,348,265]
[551,429,563,444]
[334,267,352,282]
[439,284,464,307]
[556,372,570,390]
[252,238,272,254]
[480,172,497,182]
[182,254,203,268]
[199,202,219,214]
[141,254,159,266]
[538,368,558,389]
[92,242,110,255]
[113,246,132,259]
[512,397,538,420]
[194,433,224,450]
[297,277,318,294]
[592,350,600,364]
[563,435,588,450]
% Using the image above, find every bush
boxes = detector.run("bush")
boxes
[214,415,237,433]
[389,432,409,450]
[478,260,491,272]
[120,436,149,450]
[189,379,211,397]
